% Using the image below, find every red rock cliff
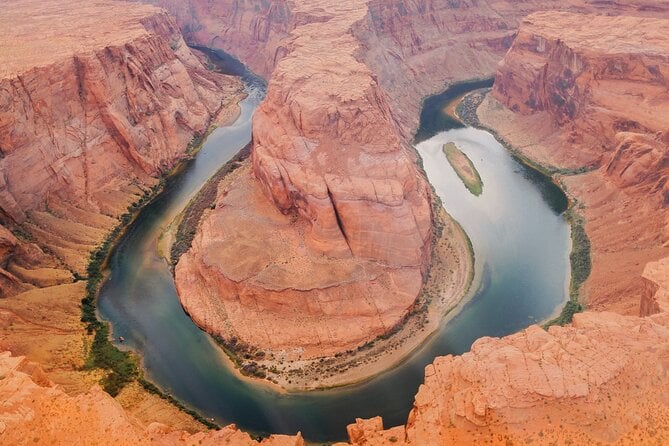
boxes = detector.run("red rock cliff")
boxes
[481,11,669,315]
[175,1,433,361]
[0,0,243,287]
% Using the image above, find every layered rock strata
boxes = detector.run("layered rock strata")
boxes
[146,0,669,140]
[176,1,434,360]
[0,0,243,288]
[174,0,669,366]
[479,11,669,315]
[0,0,244,434]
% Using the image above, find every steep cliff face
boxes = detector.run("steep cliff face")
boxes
[0,0,244,434]
[481,11,669,315]
[138,0,296,78]
[349,0,669,138]
[175,1,434,361]
[493,12,669,167]
[0,0,243,285]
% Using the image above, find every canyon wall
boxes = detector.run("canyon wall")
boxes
[4,1,669,445]
[0,0,244,436]
[480,11,669,315]
[136,0,296,78]
[0,0,243,290]
[144,0,669,137]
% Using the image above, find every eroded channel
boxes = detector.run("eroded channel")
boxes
[98,60,570,442]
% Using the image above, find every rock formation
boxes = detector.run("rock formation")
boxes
[4,0,669,445]
[479,11,669,315]
[0,0,243,285]
[0,0,244,437]
[147,0,669,139]
[0,351,304,446]
[175,0,435,360]
[169,0,669,362]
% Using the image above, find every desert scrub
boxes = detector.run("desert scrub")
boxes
[443,142,483,196]
[80,181,165,396]
[544,204,590,328]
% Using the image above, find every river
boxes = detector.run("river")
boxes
[98,56,570,443]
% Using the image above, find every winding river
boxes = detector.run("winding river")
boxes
[98,53,570,443]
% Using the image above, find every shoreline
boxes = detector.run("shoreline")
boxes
[455,88,588,327]
[166,156,477,391]
[81,88,248,429]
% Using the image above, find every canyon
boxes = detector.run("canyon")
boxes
[174,0,442,366]
[0,0,243,434]
[3,0,669,445]
[0,0,243,286]
[479,11,669,316]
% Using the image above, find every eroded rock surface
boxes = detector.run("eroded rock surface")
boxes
[480,11,669,315]
[0,351,304,446]
[0,0,244,436]
[176,1,434,360]
[0,0,243,284]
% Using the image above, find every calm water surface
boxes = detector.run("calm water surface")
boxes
[98,74,570,442]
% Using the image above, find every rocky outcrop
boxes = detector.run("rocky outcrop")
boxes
[0,0,243,284]
[147,0,669,140]
[0,351,305,446]
[6,272,669,445]
[175,1,434,360]
[480,11,669,315]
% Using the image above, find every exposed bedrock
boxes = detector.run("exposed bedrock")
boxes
[481,11,669,315]
[171,0,669,357]
[0,0,243,294]
[146,0,669,137]
[175,1,434,359]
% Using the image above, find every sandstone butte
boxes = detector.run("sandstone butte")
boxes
[3,0,669,445]
[174,0,436,361]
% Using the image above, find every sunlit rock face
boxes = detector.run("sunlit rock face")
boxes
[0,0,243,293]
[175,0,433,360]
[484,11,669,315]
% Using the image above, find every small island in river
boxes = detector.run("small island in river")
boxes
[443,142,483,196]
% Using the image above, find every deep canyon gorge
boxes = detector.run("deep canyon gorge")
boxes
[3,0,669,445]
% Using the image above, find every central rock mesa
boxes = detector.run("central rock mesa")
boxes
[175,2,434,360]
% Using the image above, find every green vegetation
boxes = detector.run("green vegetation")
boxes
[544,205,591,328]
[138,379,218,429]
[80,181,165,396]
[79,158,220,427]
[567,208,592,298]
[443,142,483,196]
